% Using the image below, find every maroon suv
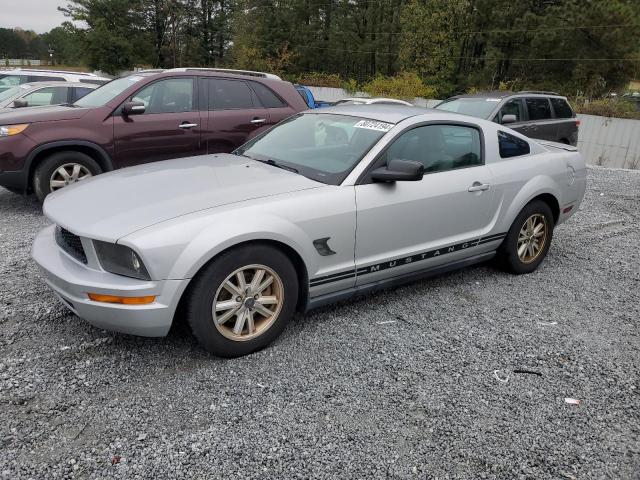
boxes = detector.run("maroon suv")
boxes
[0,68,308,200]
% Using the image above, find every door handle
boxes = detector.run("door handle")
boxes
[468,182,491,192]
[179,122,198,129]
[251,118,266,125]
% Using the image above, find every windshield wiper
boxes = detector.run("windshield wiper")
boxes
[261,158,299,174]
[243,156,298,174]
[235,152,299,174]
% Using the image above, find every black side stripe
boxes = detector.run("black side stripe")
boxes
[309,269,357,287]
[310,271,356,287]
[309,232,506,288]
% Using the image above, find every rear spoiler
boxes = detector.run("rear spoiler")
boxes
[535,139,578,152]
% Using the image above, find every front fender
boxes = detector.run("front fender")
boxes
[121,209,317,282]
[176,215,316,279]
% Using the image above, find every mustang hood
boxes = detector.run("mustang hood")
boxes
[43,154,323,241]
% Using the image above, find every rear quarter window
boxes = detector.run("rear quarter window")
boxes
[498,131,530,158]
[550,98,574,118]
[251,81,287,108]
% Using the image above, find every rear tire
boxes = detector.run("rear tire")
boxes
[497,200,555,274]
[33,151,101,202]
[186,244,299,358]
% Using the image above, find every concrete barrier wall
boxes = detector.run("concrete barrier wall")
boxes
[1,59,43,66]
[576,114,640,169]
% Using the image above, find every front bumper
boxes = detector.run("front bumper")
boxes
[0,133,36,191]
[0,169,29,191]
[32,225,188,337]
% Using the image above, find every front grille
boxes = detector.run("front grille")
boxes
[55,226,87,264]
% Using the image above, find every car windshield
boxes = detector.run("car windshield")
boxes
[0,85,22,102]
[235,113,393,185]
[73,75,147,107]
[435,97,501,118]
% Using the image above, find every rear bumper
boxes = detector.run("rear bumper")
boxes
[32,225,188,337]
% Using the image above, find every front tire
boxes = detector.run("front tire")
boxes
[186,244,299,358]
[498,200,555,274]
[33,151,101,202]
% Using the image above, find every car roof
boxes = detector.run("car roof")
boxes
[448,90,566,100]
[0,68,104,77]
[135,68,283,82]
[307,104,433,123]
[20,81,99,89]
[123,69,290,90]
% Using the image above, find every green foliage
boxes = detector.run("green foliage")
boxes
[5,0,639,105]
[399,0,640,98]
[40,24,84,66]
[60,0,157,73]
[0,27,47,60]
[573,98,640,119]
[363,72,436,99]
[342,78,359,94]
[399,0,468,97]
[295,73,344,88]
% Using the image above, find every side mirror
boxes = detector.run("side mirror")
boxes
[13,99,28,108]
[370,159,425,183]
[122,101,145,116]
[501,114,517,124]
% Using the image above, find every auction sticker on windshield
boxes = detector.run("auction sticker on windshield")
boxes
[354,120,394,132]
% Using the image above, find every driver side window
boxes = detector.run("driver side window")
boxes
[380,124,482,174]
[131,77,194,114]
[494,99,524,124]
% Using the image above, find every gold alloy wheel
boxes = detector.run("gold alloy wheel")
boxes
[517,213,548,264]
[49,163,93,192]
[212,264,284,342]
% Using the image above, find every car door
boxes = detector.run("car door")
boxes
[549,97,579,145]
[521,97,555,141]
[354,123,497,286]
[202,77,270,153]
[20,86,69,107]
[113,76,202,168]
[493,98,526,130]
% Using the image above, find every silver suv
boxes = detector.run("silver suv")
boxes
[0,69,109,93]
[0,81,98,111]
[436,91,579,146]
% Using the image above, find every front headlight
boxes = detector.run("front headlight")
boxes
[93,240,151,280]
[0,124,29,137]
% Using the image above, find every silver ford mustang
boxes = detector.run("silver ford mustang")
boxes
[32,105,587,357]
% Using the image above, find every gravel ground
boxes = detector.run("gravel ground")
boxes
[0,166,638,479]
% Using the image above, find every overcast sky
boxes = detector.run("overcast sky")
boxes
[0,0,69,33]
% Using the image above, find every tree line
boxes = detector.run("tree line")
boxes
[4,0,640,97]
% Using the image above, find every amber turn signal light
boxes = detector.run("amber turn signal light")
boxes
[87,293,156,305]
[0,123,29,137]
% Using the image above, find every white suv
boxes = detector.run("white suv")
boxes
[0,69,110,93]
